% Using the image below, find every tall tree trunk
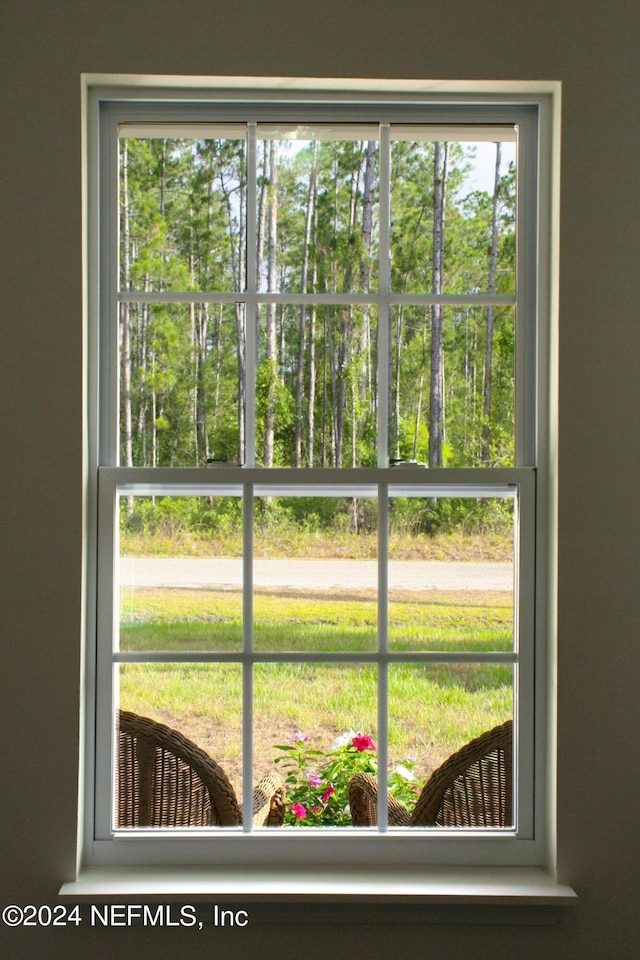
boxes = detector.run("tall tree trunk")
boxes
[159,140,167,217]
[482,142,501,464]
[295,144,318,467]
[136,303,147,465]
[413,315,428,460]
[278,303,287,379]
[307,179,319,468]
[392,305,404,460]
[120,298,133,468]
[429,141,448,468]
[256,141,269,291]
[322,306,329,466]
[329,323,338,467]
[220,163,245,463]
[334,308,351,469]
[307,303,317,466]
[151,356,158,468]
[187,200,206,465]
[190,299,197,461]
[195,304,209,463]
[360,141,377,426]
[234,185,246,464]
[328,311,343,467]
[360,141,376,293]
[211,304,222,455]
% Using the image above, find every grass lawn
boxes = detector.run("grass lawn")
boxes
[120,586,513,653]
[118,585,513,795]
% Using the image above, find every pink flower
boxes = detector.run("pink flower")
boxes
[291,803,307,819]
[352,734,377,752]
[311,806,323,814]
[321,785,335,802]
[307,773,322,788]
[292,731,310,743]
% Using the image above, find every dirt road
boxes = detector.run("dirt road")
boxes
[120,557,512,591]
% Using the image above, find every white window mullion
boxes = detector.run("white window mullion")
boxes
[245,123,258,468]
[242,482,254,833]
[377,124,391,468]
[377,484,389,830]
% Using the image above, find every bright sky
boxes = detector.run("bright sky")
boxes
[466,141,516,192]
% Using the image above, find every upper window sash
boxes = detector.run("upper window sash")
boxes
[99,102,538,471]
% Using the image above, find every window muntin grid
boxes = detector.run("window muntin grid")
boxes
[112,120,522,471]
[98,469,532,838]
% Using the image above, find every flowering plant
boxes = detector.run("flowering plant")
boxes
[274,731,418,826]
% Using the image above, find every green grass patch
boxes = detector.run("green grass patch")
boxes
[119,659,512,784]
[117,586,513,785]
[120,587,512,653]
[120,529,513,562]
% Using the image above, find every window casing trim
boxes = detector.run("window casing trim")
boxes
[81,78,559,880]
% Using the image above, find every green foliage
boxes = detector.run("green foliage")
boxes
[388,496,513,538]
[120,495,243,540]
[121,492,513,554]
[273,732,418,826]
[120,134,516,473]
[255,357,295,465]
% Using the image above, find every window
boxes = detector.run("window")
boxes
[82,80,557,886]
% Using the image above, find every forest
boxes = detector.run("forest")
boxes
[118,129,517,483]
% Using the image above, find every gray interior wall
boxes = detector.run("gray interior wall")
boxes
[1,2,638,957]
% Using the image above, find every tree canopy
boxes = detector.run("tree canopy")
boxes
[118,132,516,473]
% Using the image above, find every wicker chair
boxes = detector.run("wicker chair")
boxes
[348,720,512,827]
[117,710,286,828]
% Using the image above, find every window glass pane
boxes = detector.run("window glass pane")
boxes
[390,137,516,295]
[118,494,243,653]
[253,495,378,652]
[254,663,377,826]
[389,306,515,467]
[119,136,246,293]
[257,305,378,467]
[256,130,378,294]
[387,496,514,652]
[387,663,514,827]
[119,303,245,467]
[116,662,243,827]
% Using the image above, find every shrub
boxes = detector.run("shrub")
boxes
[274,731,419,826]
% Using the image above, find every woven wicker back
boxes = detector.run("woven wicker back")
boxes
[410,720,513,827]
[117,710,242,827]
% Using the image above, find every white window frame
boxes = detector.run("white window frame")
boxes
[69,77,568,900]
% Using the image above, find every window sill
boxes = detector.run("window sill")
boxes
[60,865,576,904]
